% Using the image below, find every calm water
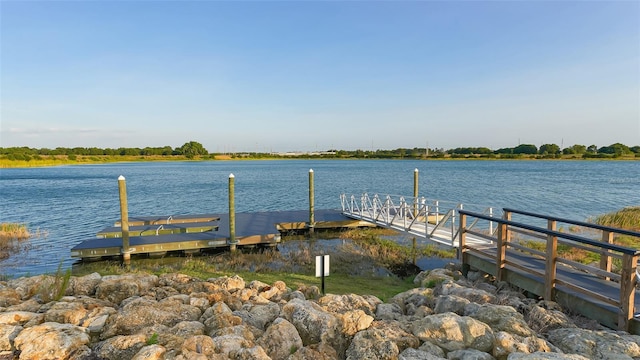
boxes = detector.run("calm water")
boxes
[1,159,638,277]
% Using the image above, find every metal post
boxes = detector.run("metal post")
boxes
[309,169,315,234]
[118,175,131,265]
[413,168,419,217]
[321,255,325,295]
[228,173,237,252]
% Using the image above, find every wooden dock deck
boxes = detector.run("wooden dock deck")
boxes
[71,209,373,260]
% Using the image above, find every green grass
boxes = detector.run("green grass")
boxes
[70,228,444,301]
[593,207,640,232]
[0,223,30,241]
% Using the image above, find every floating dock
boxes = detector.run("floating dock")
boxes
[71,209,374,261]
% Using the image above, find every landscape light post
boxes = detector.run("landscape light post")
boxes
[229,173,237,252]
[118,175,131,265]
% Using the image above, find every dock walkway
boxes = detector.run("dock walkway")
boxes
[71,209,371,260]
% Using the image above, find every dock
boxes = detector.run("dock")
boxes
[71,209,374,260]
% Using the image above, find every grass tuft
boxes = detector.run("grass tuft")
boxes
[593,207,640,232]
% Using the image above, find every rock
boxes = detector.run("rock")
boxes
[415,268,456,287]
[7,275,51,300]
[13,322,90,360]
[211,334,254,357]
[93,333,147,360]
[0,311,44,327]
[0,288,20,307]
[376,303,404,321]
[492,331,557,360]
[466,304,536,337]
[418,341,446,358]
[447,349,496,360]
[181,334,217,357]
[527,305,576,333]
[345,320,420,360]
[201,302,242,335]
[434,295,470,315]
[4,298,41,313]
[389,288,435,316]
[44,297,116,328]
[230,346,271,360]
[412,312,495,352]
[0,324,21,352]
[95,274,159,305]
[399,347,447,359]
[507,353,590,360]
[318,293,381,316]
[68,272,102,296]
[547,328,640,359]
[338,310,374,336]
[101,297,202,339]
[282,298,340,346]
[438,281,496,304]
[290,342,339,360]
[132,344,167,360]
[207,275,246,293]
[233,301,280,330]
[258,318,303,360]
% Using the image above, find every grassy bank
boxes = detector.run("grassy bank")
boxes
[72,228,455,301]
[0,223,31,261]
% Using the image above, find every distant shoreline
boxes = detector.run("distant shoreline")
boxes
[1,154,638,169]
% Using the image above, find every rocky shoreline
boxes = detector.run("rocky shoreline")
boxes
[1,266,639,360]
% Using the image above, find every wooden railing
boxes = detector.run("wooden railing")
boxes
[458,208,640,332]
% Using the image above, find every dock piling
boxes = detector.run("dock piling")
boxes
[309,169,315,234]
[118,175,131,265]
[228,173,237,252]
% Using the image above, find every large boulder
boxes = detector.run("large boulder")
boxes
[318,293,381,316]
[233,301,280,330]
[201,302,243,335]
[13,322,91,360]
[434,295,470,315]
[414,268,456,287]
[447,349,495,360]
[101,297,201,339]
[526,305,576,333]
[345,320,420,360]
[507,353,590,360]
[398,347,447,359]
[67,272,102,296]
[93,333,147,360]
[258,318,304,360]
[0,311,44,327]
[412,312,495,352]
[95,274,159,305]
[547,328,640,359]
[0,324,22,353]
[131,344,166,360]
[438,281,496,304]
[43,297,116,328]
[282,298,340,347]
[0,288,21,307]
[492,331,557,360]
[466,303,536,337]
[207,275,246,293]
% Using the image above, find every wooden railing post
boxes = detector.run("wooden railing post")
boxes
[601,230,613,280]
[545,219,558,300]
[458,212,467,261]
[459,212,469,276]
[619,253,638,332]
[496,211,510,282]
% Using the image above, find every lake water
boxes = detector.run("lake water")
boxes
[1,159,638,277]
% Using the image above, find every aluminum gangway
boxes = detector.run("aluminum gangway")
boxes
[340,193,499,249]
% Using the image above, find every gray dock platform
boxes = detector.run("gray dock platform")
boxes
[71,209,373,260]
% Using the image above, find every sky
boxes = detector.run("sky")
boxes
[1,1,639,153]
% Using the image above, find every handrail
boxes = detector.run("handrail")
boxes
[459,208,639,332]
[504,208,640,238]
[460,210,640,256]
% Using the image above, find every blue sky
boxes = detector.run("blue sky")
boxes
[1,1,638,153]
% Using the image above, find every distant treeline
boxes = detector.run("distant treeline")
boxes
[1,141,639,162]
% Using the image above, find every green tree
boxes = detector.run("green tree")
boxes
[599,143,631,156]
[539,143,560,155]
[179,141,208,159]
[513,144,538,155]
